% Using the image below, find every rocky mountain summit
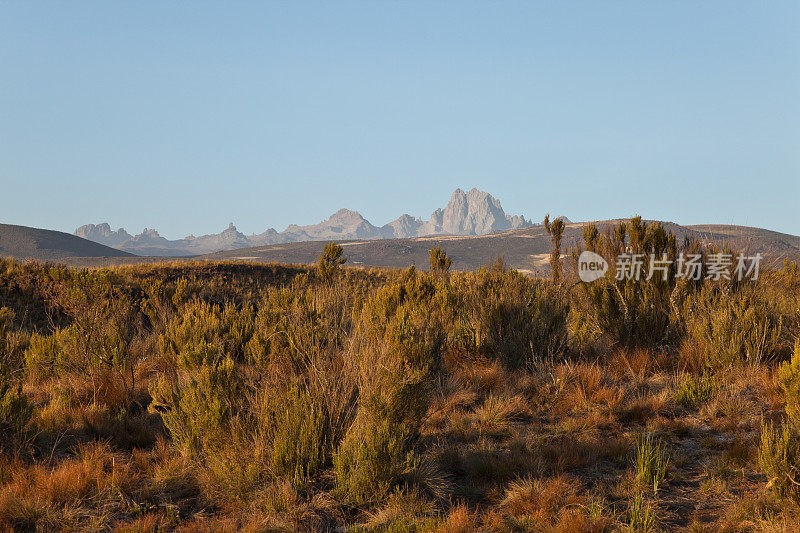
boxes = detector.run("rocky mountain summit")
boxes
[440,188,531,235]
[74,223,132,247]
[75,188,536,256]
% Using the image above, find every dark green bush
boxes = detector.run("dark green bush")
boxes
[318,241,347,282]
[452,261,568,367]
[686,286,785,368]
[268,384,328,491]
[571,218,680,350]
[759,342,800,501]
[334,270,443,503]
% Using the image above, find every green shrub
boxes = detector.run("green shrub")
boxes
[247,281,356,367]
[268,384,328,491]
[24,331,64,382]
[158,300,255,368]
[687,287,784,368]
[543,214,566,283]
[154,356,239,456]
[0,376,28,446]
[0,307,29,453]
[757,342,800,502]
[571,218,681,350]
[452,261,568,367]
[334,271,443,503]
[25,275,144,410]
[673,374,716,410]
[429,245,453,274]
[318,241,347,282]
[758,421,800,501]
[778,340,800,430]
[153,300,253,455]
[335,414,417,504]
[634,432,669,492]
[628,490,656,532]
[154,282,360,501]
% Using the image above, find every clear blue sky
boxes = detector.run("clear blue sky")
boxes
[2,1,798,238]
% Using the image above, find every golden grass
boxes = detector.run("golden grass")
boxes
[0,253,797,530]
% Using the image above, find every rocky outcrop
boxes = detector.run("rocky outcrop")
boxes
[74,223,132,247]
[383,214,424,239]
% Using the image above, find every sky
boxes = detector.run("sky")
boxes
[1,1,798,238]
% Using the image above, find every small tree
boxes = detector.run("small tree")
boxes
[318,242,347,281]
[429,245,453,274]
[543,214,565,283]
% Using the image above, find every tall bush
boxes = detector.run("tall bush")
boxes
[334,269,443,502]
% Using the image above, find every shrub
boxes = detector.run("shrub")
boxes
[158,300,255,368]
[628,490,656,532]
[686,287,785,368]
[334,414,417,504]
[673,374,716,410]
[758,341,800,502]
[268,384,328,491]
[0,376,28,453]
[155,356,239,456]
[758,421,800,501]
[778,340,800,430]
[247,281,356,366]
[334,345,429,503]
[24,331,63,382]
[318,242,347,282]
[153,281,362,503]
[26,274,144,411]
[152,300,254,457]
[571,218,681,350]
[452,261,568,367]
[634,432,669,492]
[429,245,453,274]
[543,214,566,283]
[0,308,29,454]
[334,271,443,503]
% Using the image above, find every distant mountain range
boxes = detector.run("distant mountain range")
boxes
[6,186,796,269]
[75,188,538,256]
[2,217,798,271]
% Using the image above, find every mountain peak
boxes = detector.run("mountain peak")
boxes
[439,187,528,235]
[329,208,366,222]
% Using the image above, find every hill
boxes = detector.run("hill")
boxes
[202,220,800,272]
[0,223,135,261]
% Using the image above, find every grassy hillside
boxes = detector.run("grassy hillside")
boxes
[1,219,799,531]
[0,223,135,260]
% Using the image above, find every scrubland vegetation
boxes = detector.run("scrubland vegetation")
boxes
[1,218,799,531]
